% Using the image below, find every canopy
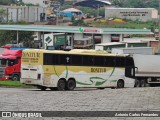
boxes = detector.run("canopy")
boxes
[74,0,112,8]
[62,8,82,13]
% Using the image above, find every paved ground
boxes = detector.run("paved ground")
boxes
[0,87,160,120]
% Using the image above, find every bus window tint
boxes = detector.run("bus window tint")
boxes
[43,53,59,65]
[94,56,105,66]
[104,57,115,67]
[115,57,125,67]
[82,55,94,66]
[43,53,52,65]
[59,54,72,65]
[72,55,83,66]
[126,57,134,66]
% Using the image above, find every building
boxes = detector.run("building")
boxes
[22,0,49,7]
[0,25,153,50]
[0,6,46,22]
[105,8,158,22]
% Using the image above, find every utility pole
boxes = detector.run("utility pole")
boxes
[159,2,160,39]
[97,4,99,18]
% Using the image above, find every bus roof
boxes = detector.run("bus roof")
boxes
[95,42,125,46]
[23,49,128,57]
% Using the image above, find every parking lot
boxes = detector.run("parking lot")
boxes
[0,87,160,120]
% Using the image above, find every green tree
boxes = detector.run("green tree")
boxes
[0,9,7,22]
[111,0,159,8]
[0,0,13,5]
[72,19,88,26]
[0,31,34,47]
[59,0,64,5]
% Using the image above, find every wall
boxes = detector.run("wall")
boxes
[22,0,48,7]
[0,6,45,22]
[105,8,158,22]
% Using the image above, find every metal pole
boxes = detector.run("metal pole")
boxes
[159,2,160,39]
[97,4,99,17]
[17,31,19,44]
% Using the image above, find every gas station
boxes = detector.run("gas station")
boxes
[0,25,153,50]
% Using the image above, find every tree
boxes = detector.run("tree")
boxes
[0,9,7,22]
[111,0,159,8]
[0,30,34,47]
[72,19,88,26]
[0,0,13,5]
[59,0,64,5]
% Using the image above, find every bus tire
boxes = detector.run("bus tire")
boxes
[57,79,66,91]
[67,79,76,90]
[12,74,20,81]
[135,79,140,87]
[140,79,146,87]
[117,80,124,88]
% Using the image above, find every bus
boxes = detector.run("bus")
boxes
[20,49,135,91]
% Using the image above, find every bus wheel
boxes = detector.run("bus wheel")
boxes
[117,80,124,88]
[135,79,140,87]
[140,79,146,87]
[67,79,76,90]
[57,79,66,91]
[37,86,47,91]
[12,75,20,81]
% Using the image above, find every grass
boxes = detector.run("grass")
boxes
[88,20,158,29]
[0,80,34,88]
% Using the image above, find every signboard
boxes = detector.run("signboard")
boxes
[79,27,102,33]
[120,11,148,17]
[54,35,65,45]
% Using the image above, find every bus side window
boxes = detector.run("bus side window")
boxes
[44,53,59,65]
[115,57,125,67]
[44,53,53,65]
[94,56,105,67]
[82,55,94,66]
[72,55,83,66]
[52,54,59,65]
[126,57,134,66]
[104,56,115,67]
[59,54,72,65]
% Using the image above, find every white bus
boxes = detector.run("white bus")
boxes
[20,49,135,90]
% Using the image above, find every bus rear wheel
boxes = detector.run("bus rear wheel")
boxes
[57,79,66,91]
[67,79,76,90]
[117,80,124,88]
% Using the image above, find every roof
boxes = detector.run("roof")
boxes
[0,25,153,35]
[62,8,82,12]
[112,47,153,50]
[74,0,112,8]
[106,8,157,10]
[0,49,22,59]
[95,42,126,46]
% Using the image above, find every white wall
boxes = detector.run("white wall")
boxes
[101,34,111,43]
[22,0,48,7]
[74,33,83,40]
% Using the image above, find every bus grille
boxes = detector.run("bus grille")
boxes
[0,67,5,78]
